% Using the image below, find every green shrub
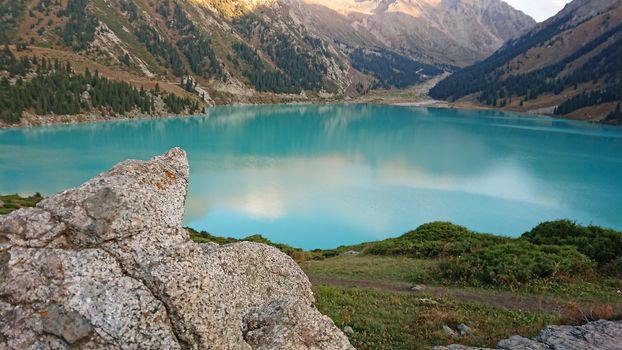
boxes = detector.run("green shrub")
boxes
[601,257,622,278]
[441,242,595,288]
[0,193,44,215]
[187,228,239,245]
[187,229,314,261]
[366,222,509,258]
[522,220,622,265]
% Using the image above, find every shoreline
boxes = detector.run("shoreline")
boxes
[0,98,612,130]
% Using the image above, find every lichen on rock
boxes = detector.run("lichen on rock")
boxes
[0,148,353,349]
[434,319,622,350]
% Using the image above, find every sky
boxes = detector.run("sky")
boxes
[504,0,572,22]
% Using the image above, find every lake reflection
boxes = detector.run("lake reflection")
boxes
[1,105,622,248]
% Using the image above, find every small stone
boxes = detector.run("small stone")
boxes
[342,250,359,256]
[343,326,354,334]
[411,284,426,292]
[443,325,458,338]
[419,298,439,305]
[457,323,471,336]
[498,335,548,349]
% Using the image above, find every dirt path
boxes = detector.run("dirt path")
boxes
[309,276,622,314]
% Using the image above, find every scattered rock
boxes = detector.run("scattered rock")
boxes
[443,325,459,338]
[419,297,439,305]
[343,326,354,334]
[0,148,353,349]
[536,320,622,350]
[457,323,472,336]
[434,346,492,350]
[411,284,426,292]
[434,320,622,350]
[497,335,548,350]
[342,250,359,255]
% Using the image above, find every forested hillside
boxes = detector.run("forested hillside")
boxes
[430,0,622,123]
[0,46,198,123]
[0,0,352,111]
[0,0,540,123]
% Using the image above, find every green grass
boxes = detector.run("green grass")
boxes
[519,277,622,303]
[314,285,558,350]
[301,255,438,284]
[0,193,43,215]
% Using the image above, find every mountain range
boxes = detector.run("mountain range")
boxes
[430,0,622,123]
[0,0,532,103]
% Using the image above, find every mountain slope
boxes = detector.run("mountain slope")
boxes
[0,0,536,125]
[430,0,622,123]
[0,0,360,123]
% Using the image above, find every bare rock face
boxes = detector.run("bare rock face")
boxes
[434,320,622,350]
[0,148,353,349]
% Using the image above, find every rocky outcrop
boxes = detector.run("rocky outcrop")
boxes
[434,320,622,350]
[0,148,353,349]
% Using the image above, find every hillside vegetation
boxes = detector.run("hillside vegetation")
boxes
[0,47,199,123]
[430,0,622,123]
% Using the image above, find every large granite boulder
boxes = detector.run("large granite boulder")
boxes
[434,319,622,350]
[0,148,353,349]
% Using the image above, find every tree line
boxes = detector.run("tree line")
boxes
[349,47,441,89]
[430,16,622,117]
[233,15,328,93]
[0,48,199,124]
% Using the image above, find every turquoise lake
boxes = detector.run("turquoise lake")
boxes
[1,104,622,249]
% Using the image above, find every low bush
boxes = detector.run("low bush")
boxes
[366,222,509,258]
[441,242,595,288]
[522,220,622,266]
[0,193,44,215]
[187,229,315,261]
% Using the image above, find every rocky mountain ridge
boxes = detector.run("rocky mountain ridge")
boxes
[296,0,535,67]
[0,148,353,349]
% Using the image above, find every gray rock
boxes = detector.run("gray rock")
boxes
[419,297,439,305]
[342,250,359,255]
[343,326,354,334]
[458,323,472,336]
[0,148,353,350]
[411,284,426,292]
[498,335,549,350]
[439,320,622,350]
[537,320,622,350]
[434,345,493,350]
[0,199,4,207]
[443,325,459,338]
